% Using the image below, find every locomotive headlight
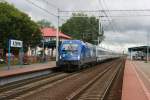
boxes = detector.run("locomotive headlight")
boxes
[77,55,80,60]
[60,55,62,59]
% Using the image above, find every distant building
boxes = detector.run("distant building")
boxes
[28,27,71,58]
[41,27,71,42]
[128,46,150,61]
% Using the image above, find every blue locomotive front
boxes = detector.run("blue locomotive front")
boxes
[58,40,82,70]
[57,40,97,71]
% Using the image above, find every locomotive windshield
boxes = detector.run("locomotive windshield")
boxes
[61,43,79,54]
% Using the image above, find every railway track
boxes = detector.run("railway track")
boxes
[0,59,123,100]
[66,59,123,100]
[105,59,125,100]
[21,59,121,100]
[0,66,102,100]
[0,72,71,100]
[0,72,62,93]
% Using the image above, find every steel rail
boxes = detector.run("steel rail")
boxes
[0,59,119,100]
[0,73,69,100]
[66,59,120,100]
[100,61,123,100]
[0,72,62,93]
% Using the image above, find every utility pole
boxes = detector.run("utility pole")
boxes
[42,37,45,62]
[146,32,149,62]
[56,9,59,64]
[98,17,101,45]
[96,16,101,59]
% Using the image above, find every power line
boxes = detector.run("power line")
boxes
[26,0,150,18]
[26,0,58,17]
[98,0,117,33]
[98,0,112,24]
[101,0,123,33]
[26,0,62,62]
[59,9,150,12]
[36,0,59,10]
[59,14,150,18]
[26,0,67,23]
[59,9,150,18]
[98,0,127,52]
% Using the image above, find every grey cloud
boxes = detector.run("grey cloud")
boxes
[5,0,150,52]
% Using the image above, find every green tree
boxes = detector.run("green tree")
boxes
[0,2,42,54]
[60,13,104,44]
[37,19,54,28]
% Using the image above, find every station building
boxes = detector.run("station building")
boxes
[0,28,71,63]
[128,46,150,61]
[27,27,71,59]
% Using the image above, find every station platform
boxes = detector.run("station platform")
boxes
[0,61,56,78]
[122,60,150,100]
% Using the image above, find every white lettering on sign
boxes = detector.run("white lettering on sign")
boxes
[10,40,23,48]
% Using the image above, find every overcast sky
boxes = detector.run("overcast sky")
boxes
[6,0,150,53]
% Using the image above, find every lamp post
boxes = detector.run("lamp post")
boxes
[56,9,59,64]
[98,17,101,45]
[96,17,102,59]
[42,37,45,62]
[146,32,149,62]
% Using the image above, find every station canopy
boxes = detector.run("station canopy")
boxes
[39,28,71,48]
[41,28,71,39]
[128,46,150,53]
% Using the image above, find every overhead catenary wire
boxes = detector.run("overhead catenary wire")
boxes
[26,0,67,22]
[59,9,150,17]
[26,0,150,20]
[98,0,126,51]
[98,0,117,33]
[97,0,104,45]
[26,0,63,62]
[55,14,150,17]
[35,0,59,10]
[59,12,150,17]
[101,0,123,32]
[26,0,58,17]
[98,0,115,48]
[98,0,113,26]
[59,9,150,12]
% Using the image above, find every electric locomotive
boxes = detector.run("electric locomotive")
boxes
[57,40,97,71]
[57,40,120,71]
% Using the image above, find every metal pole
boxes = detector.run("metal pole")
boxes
[98,17,101,45]
[8,39,11,70]
[56,9,59,63]
[43,38,45,62]
[147,32,149,62]
[96,17,101,60]
[130,50,132,60]
[21,45,23,65]
[19,46,23,66]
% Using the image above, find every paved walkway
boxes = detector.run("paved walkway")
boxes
[133,61,150,99]
[0,61,55,71]
[134,61,150,80]
[0,61,56,77]
[122,60,149,100]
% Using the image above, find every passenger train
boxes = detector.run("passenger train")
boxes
[57,40,119,71]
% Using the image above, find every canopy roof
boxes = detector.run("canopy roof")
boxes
[41,28,71,39]
[128,46,150,52]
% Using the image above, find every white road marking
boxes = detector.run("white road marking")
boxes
[131,61,150,100]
